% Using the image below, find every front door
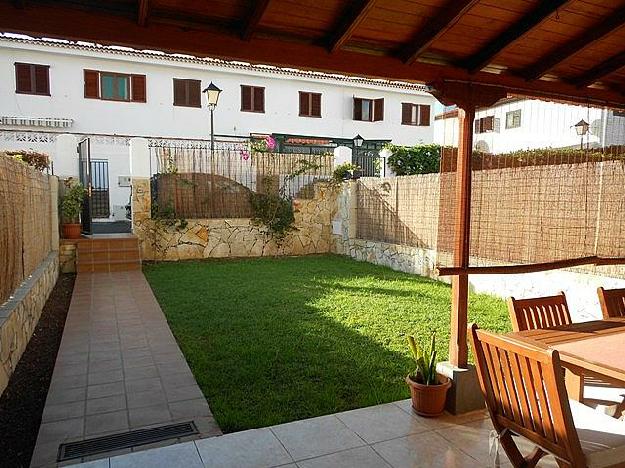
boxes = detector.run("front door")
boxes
[78,138,92,235]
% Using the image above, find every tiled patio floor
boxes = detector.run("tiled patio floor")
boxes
[30,271,221,467]
[72,399,558,467]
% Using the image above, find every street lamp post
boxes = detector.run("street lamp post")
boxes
[574,119,589,150]
[202,82,222,156]
[353,134,364,177]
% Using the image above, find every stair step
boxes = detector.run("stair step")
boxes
[77,251,141,263]
[77,259,141,273]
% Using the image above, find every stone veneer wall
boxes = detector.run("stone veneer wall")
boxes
[0,253,59,395]
[133,181,339,261]
[59,240,78,273]
[332,180,625,322]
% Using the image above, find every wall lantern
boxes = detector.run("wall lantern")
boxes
[574,119,589,136]
[353,134,364,148]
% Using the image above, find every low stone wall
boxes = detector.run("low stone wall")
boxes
[0,252,59,395]
[59,240,78,273]
[134,182,339,261]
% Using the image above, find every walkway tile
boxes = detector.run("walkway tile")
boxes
[336,402,428,444]
[270,414,365,461]
[109,442,203,468]
[195,428,293,468]
[31,271,221,467]
[297,446,391,468]
[371,432,479,468]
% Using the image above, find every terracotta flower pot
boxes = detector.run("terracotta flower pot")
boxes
[62,223,82,239]
[405,374,451,417]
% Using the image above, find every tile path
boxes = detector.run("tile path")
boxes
[30,271,221,467]
[73,399,559,467]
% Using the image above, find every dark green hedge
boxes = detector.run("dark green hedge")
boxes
[385,143,441,176]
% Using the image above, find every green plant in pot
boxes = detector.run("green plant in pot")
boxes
[61,178,85,239]
[405,333,451,417]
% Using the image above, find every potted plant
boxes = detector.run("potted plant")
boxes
[405,333,451,417]
[61,178,85,239]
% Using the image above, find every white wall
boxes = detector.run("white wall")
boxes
[434,99,625,153]
[0,40,435,145]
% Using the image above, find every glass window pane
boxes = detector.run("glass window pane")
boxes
[117,76,129,100]
[362,100,371,121]
[101,75,115,99]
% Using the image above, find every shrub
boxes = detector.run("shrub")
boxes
[385,143,440,175]
[5,150,50,171]
[61,178,85,223]
[332,162,359,183]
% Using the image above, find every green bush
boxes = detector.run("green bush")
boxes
[385,143,440,175]
[61,179,84,223]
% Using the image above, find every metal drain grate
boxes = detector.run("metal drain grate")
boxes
[57,421,198,462]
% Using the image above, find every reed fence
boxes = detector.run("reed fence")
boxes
[0,155,52,304]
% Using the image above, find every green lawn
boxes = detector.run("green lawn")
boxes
[144,254,509,432]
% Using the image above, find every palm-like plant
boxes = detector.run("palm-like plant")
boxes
[407,333,438,385]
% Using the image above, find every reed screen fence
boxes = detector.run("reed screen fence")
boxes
[149,144,333,219]
[0,155,52,304]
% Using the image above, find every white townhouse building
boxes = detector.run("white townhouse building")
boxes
[434,98,625,154]
[0,35,436,223]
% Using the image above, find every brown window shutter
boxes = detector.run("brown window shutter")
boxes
[401,103,411,125]
[173,79,185,106]
[131,74,146,102]
[484,116,494,131]
[311,93,321,117]
[34,65,50,95]
[189,80,201,107]
[253,87,265,112]
[241,85,252,111]
[373,98,384,121]
[84,69,100,99]
[353,98,363,120]
[299,92,309,116]
[418,105,431,126]
[15,63,32,93]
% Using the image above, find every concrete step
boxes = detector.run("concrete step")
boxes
[77,248,141,264]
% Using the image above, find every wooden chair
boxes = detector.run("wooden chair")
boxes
[508,292,625,414]
[597,287,625,319]
[469,323,625,468]
[507,292,571,332]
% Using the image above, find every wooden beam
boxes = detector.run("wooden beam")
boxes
[573,50,625,88]
[2,2,625,109]
[242,0,270,41]
[328,0,376,53]
[437,256,625,276]
[522,9,625,81]
[402,0,479,64]
[137,0,149,27]
[12,0,25,8]
[463,0,569,74]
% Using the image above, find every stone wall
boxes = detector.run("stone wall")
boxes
[332,179,625,323]
[59,239,78,273]
[133,182,338,261]
[0,253,59,395]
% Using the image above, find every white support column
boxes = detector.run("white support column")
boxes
[333,145,352,167]
[53,134,78,178]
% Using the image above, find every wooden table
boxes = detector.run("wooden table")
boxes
[507,318,625,400]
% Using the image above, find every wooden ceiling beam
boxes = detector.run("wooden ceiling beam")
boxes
[402,0,479,64]
[241,0,271,41]
[522,8,625,81]
[2,1,625,109]
[137,0,149,27]
[328,0,376,53]
[463,0,570,74]
[573,50,625,88]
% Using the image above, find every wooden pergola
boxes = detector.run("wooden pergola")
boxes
[4,0,625,374]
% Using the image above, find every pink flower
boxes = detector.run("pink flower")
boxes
[240,150,250,161]
[265,136,276,151]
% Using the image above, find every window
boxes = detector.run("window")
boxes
[401,103,431,126]
[84,70,146,102]
[241,85,265,112]
[15,63,50,95]
[353,97,384,121]
[474,116,500,133]
[173,79,201,107]
[505,109,522,129]
[299,92,321,117]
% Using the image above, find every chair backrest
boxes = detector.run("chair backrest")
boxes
[597,287,625,319]
[468,324,584,464]
[507,292,571,332]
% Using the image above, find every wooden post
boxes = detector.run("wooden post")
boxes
[428,81,507,371]
[450,107,474,368]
